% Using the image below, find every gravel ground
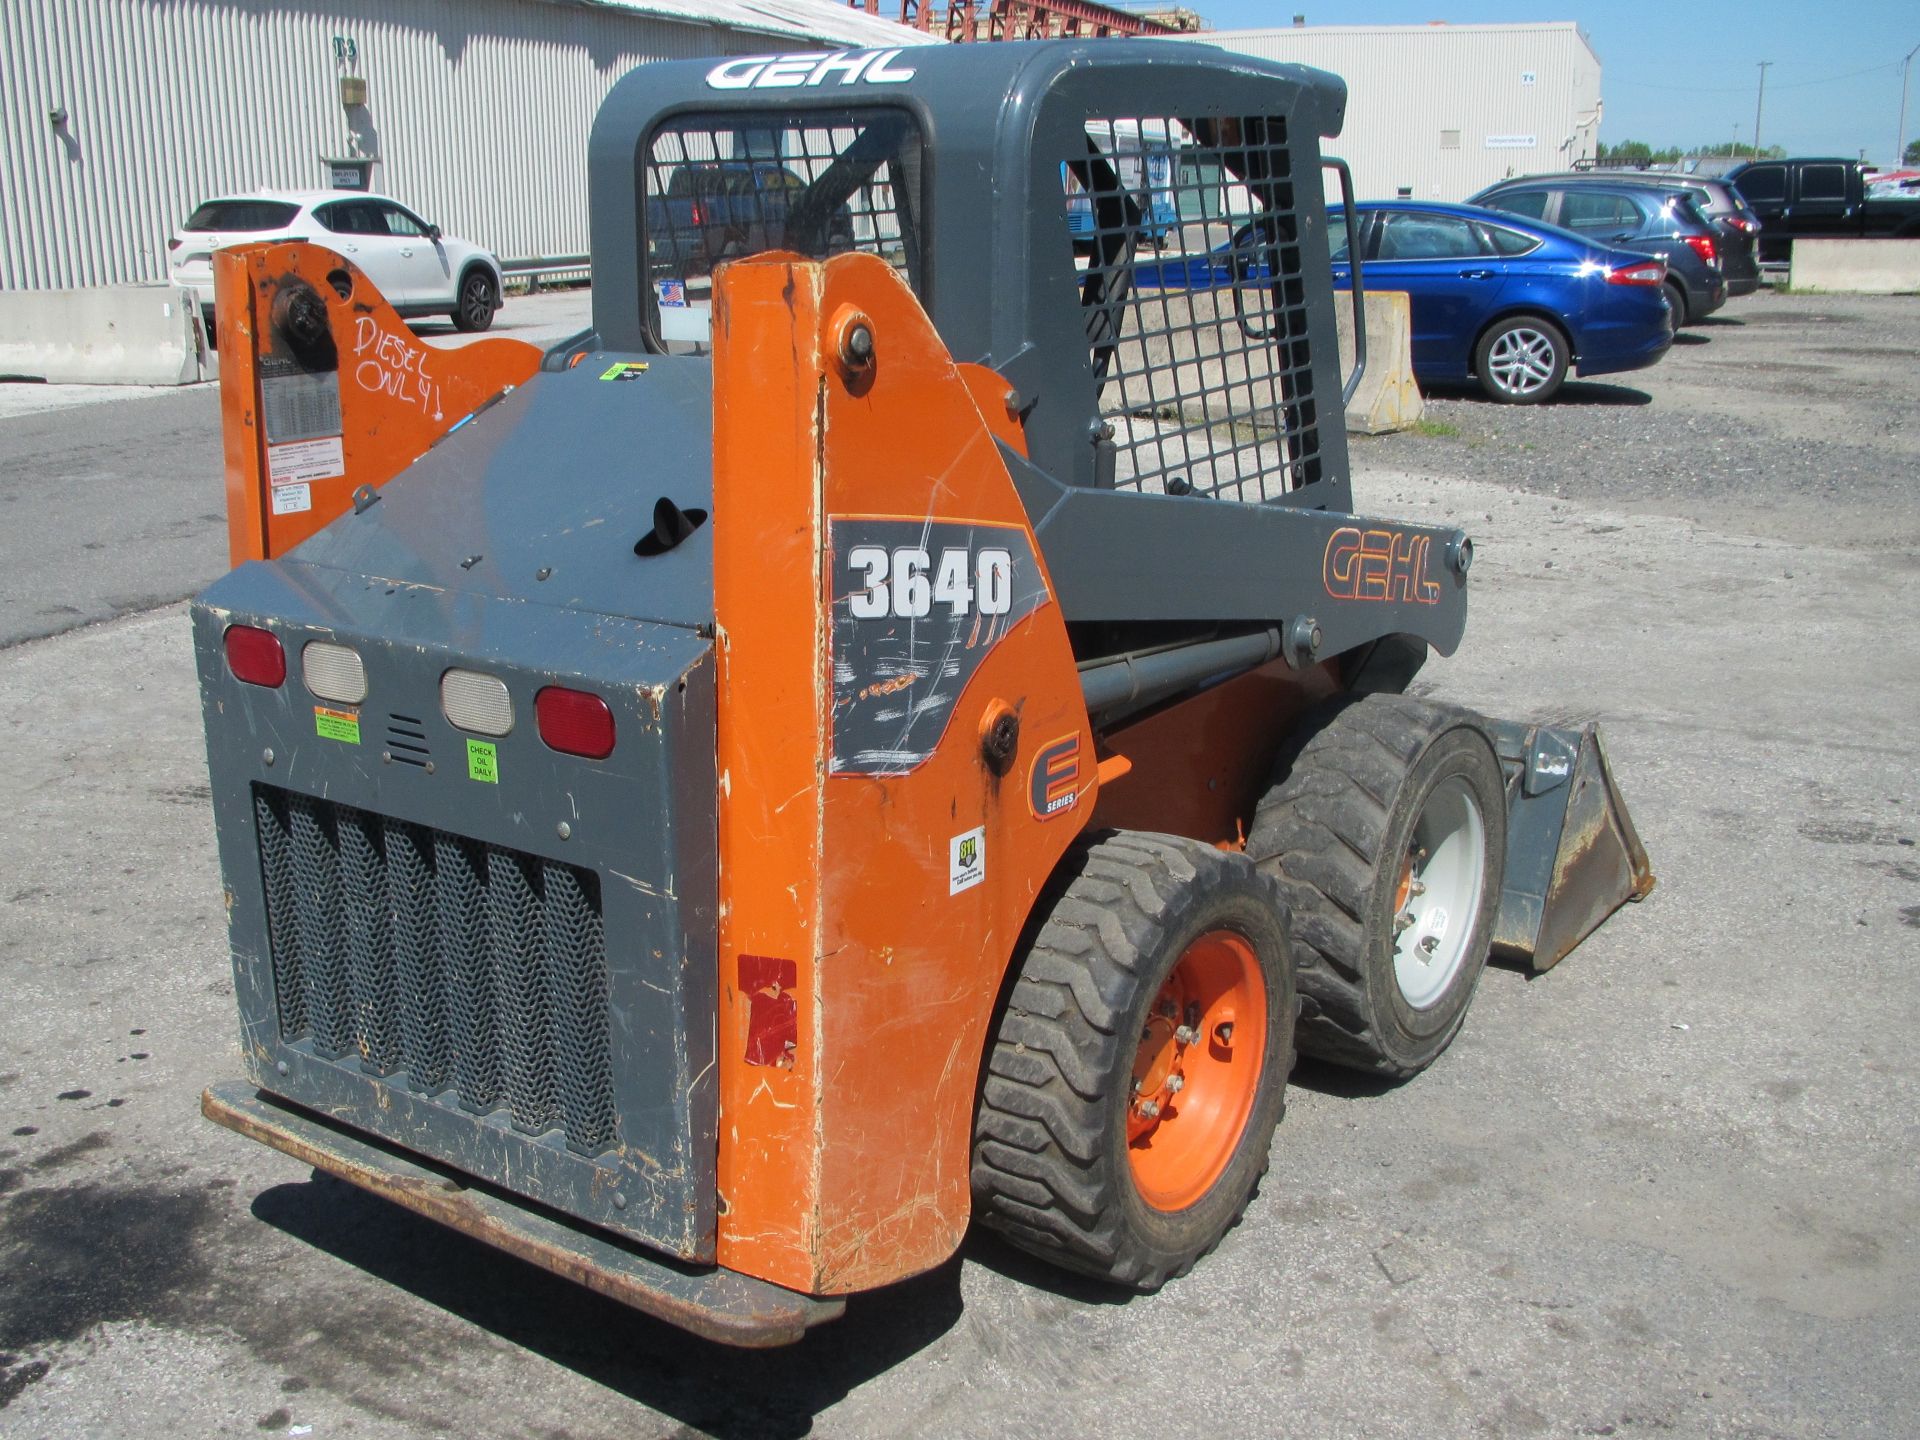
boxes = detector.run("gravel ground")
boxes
[1,283,1916,1440]
[1353,290,1920,548]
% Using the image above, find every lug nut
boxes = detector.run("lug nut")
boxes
[1166,1074,1184,1094]
[1138,1099,1161,1120]
[1174,1024,1198,1046]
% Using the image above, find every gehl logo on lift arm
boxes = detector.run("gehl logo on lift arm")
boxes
[706,49,919,91]
[1322,526,1443,605]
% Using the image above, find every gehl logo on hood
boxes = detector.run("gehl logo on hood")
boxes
[705,49,919,91]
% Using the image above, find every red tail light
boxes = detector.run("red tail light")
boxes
[224,625,286,687]
[1607,261,1666,286]
[536,686,616,759]
[690,203,705,226]
[1729,216,1759,234]
[1685,234,1717,265]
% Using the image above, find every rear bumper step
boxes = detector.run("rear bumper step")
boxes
[203,1083,844,1347]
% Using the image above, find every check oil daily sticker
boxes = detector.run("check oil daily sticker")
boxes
[314,706,361,744]
[467,738,499,784]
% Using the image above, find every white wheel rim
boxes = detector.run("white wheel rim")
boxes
[1487,327,1556,396]
[1391,776,1487,1010]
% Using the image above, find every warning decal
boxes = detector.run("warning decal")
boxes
[314,706,360,744]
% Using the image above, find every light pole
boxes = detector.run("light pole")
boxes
[1899,43,1919,168]
[1753,61,1772,157]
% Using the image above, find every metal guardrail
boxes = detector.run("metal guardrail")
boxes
[501,255,590,292]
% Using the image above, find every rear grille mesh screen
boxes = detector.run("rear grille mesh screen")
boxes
[253,785,618,1156]
[1066,114,1323,502]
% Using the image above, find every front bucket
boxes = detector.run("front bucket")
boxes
[1485,720,1655,972]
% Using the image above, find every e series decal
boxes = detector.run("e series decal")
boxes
[829,517,1050,776]
[705,50,918,91]
[1028,735,1082,821]
[1322,526,1442,605]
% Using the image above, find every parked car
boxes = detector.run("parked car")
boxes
[644,160,856,276]
[1477,172,1761,297]
[167,191,505,331]
[1726,157,1920,263]
[1134,200,1673,404]
[1467,178,1728,325]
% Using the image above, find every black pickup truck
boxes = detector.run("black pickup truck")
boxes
[1726,158,1920,262]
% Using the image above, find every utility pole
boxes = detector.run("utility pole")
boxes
[1752,61,1771,158]
[1899,43,1919,168]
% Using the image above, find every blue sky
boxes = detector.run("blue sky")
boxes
[1192,2,1920,165]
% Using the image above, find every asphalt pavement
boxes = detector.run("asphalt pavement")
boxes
[0,288,1915,1440]
[0,288,593,648]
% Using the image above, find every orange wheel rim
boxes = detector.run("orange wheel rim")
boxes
[1127,929,1268,1212]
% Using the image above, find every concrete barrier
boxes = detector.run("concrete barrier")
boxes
[1789,240,1920,295]
[1335,290,1424,435]
[0,284,211,385]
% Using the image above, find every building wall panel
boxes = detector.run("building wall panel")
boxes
[1172,24,1602,204]
[1,0,912,291]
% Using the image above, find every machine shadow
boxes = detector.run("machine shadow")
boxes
[956,1225,1139,1307]
[1284,1054,1402,1100]
[1427,380,1653,407]
[252,1173,963,1440]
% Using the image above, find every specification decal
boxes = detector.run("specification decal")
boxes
[314,706,360,744]
[829,517,1050,776]
[266,434,345,485]
[270,481,313,516]
[466,738,499,784]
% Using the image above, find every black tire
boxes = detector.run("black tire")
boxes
[1245,694,1507,1080]
[452,267,498,332]
[970,831,1294,1289]
[1473,315,1568,403]
[1664,279,1690,329]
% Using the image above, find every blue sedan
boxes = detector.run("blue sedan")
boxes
[1134,200,1673,404]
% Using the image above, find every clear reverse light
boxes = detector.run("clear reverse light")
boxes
[441,668,514,735]
[302,641,368,705]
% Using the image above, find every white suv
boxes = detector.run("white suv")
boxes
[167,191,505,331]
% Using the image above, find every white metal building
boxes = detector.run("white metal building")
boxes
[0,0,936,291]
[1172,22,1603,204]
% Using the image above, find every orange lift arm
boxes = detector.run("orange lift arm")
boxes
[712,251,1099,1294]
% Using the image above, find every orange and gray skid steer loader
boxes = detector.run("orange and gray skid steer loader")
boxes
[195,39,1651,1346]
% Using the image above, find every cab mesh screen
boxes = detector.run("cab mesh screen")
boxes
[642,108,923,349]
[1066,115,1323,502]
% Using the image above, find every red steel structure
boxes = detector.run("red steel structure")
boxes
[857,1,1185,41]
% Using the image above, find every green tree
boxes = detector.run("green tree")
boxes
[1905,138,1920,166]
